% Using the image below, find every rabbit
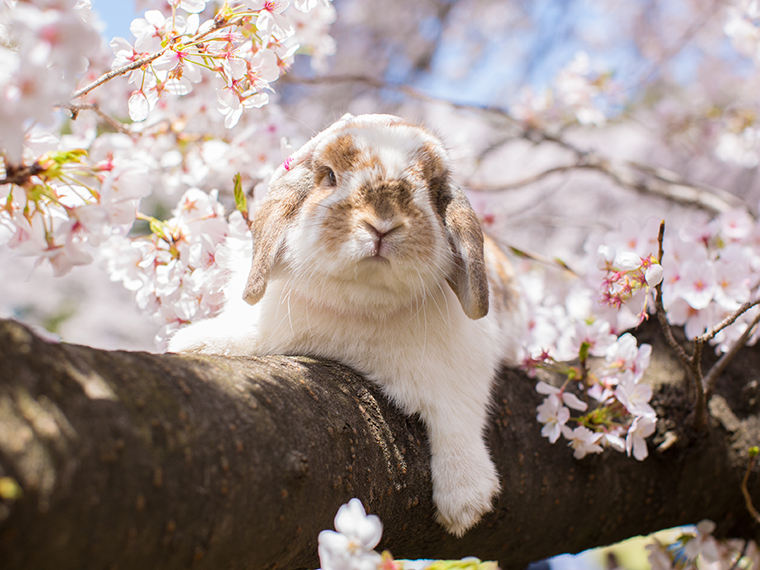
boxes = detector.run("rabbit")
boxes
[168,113,525,537]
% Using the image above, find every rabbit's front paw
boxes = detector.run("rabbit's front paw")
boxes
[167,325,212,354]
[167,318,238,355]
[432,454,501,537]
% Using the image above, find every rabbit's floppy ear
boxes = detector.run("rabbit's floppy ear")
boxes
[242,114,356,306]
[439,184,489,320]
[242,187,298,306]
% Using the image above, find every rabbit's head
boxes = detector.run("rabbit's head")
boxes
[243,113,488,319]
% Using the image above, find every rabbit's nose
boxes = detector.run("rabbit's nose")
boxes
[362,219,403,257]
[363,220,402,241]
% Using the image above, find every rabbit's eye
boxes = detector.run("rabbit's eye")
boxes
[326,168,337,187]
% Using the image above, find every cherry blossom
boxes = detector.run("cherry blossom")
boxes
[246,0,294,43]
[554,51,609,127]
[318,499,383,570]
[561,425,604,459]
[615,379,655,417]
[536,394,570,444]
[684,520,721,563]
[625,414,656,461]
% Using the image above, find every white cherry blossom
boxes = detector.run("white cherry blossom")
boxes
[561,426,603,459]
[536,394,570,443]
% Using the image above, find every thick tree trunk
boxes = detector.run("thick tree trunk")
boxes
[1,317,759,570]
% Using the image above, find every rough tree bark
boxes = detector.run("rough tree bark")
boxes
[1,317,759,570]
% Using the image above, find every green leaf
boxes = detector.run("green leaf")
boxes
[233,172,248,220]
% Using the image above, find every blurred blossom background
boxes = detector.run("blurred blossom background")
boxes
[2,0,760,353]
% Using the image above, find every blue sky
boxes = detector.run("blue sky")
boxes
[91,0,141,40]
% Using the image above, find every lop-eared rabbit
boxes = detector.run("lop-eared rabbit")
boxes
[169,113,524,536]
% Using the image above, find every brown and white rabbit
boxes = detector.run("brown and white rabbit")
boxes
[168,113,525,536]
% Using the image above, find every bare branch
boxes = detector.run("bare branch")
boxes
[697,298,760,345]
[703,310,760,395]
[4,318,760,569]
[692,337,707,429]
[500,241,579,276]
[654,221,695,373]
[628,0,722,91]
[652,220,709,428]
[286,74,752,217]
[69,50,168,101]
[57,102,131,134]
[471,164,579,192]
[0,162,45,186]
[626,160,750,215]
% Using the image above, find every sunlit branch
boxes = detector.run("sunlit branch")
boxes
[69,50,168,101]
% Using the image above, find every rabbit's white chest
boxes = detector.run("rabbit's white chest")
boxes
[254,280,504,415]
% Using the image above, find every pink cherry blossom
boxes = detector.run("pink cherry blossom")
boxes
[675,260,717,310]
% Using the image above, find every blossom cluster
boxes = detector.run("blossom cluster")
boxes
[0,130,151,276]
[524,206,760,461]
[530,332,656,461]
[102,188,251,347]
[0,0,334,281]
[647,520,760,570]
[592,210,760,354]
[318,500,755,570]
[111,0,334,127]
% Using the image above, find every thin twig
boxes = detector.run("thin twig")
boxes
[652,220,710,428]
[70,50,168,102]
[692,338,706,429]
[697,298,760,345]
[627,0,722,92]
[0,162,45,186]
[503,242,579,276]
[703,310,760,395]
[654,221,694,371]
[626,160,748,213]
[57,102,131,134]
[471,164,579,192]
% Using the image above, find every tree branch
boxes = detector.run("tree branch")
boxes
[1,318,759,570]
[57,102,131,134]
[69,50,168,101]
[286,74,751,216]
